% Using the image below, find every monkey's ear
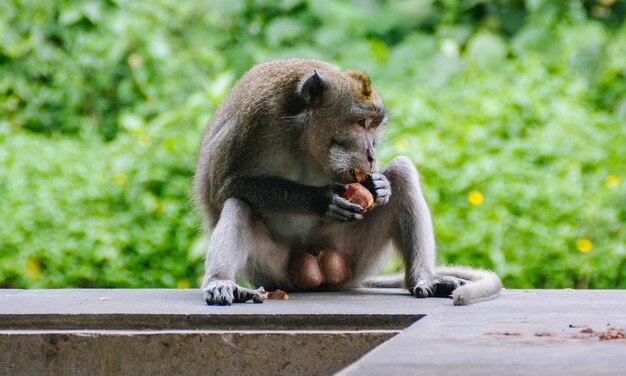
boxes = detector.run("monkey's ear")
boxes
[301,70,326,108]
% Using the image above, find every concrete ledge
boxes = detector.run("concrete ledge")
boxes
[0,288,421,376]
[340,289,626,376]
[0,289,422,330]
[2,289,626,375]
[1,330,395,376]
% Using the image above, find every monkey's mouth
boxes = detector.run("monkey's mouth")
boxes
[339,168,370,184]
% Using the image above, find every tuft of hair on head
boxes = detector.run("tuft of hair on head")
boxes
[346,70,373,99]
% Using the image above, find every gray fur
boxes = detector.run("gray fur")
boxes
[194,58,502,305]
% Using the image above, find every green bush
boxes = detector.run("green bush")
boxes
[1,0,625,289]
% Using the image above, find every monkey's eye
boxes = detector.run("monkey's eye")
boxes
[357,119,366,128]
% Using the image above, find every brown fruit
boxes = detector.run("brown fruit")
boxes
[340,183,374,212]
[267,289,289,300]
[289,251,323,290]
[318,248,350,286]
[353,168,369,183]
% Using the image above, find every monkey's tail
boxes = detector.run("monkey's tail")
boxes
[361,266,503,306]
[360,273,404,288]
[435,265,503,305]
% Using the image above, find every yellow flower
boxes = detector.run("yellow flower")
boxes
[26,256,42,277]
[605,174,620,189]
[113,173,128,186]
[576,238,592,253]
[467,190,484,206]
[395,138,409,151]
[177,278,191,289]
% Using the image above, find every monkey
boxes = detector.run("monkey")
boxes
[193,58,502,306]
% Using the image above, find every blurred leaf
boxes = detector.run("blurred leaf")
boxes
[466,31,508,69]
[265,17,305,48]
[1,0,625,290]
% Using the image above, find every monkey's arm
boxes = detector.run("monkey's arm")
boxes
[224,176,364,222]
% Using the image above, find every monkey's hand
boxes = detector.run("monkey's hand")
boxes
[203,279,264,305]
[322,183,364,222]
[411,275,468,299]
[363,173,391,206]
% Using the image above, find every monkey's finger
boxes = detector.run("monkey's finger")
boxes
[363,174,391,201]
[330,204,364,222]
[330,183,348,194]
[371,177,391,191]
[373,188,391,196]
[334,196,364,213]
[370,173,390,184]
[331,208,363,222]
[373,188,392,204]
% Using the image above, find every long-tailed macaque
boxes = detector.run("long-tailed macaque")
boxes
[194,59,502,306]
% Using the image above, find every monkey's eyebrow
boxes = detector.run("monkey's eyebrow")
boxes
[351,103,388,119]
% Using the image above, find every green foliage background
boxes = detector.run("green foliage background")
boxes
[1,0,625,289]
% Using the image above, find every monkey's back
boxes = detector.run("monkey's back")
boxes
[194,59,339,225]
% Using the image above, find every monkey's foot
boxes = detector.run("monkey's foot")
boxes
[411,276,468,299]
[203,279,264,306]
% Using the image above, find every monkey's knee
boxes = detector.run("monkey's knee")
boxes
[219,198,256,224]
[211,198,266,241]
[383,156,422,197]
[384,156,419,179]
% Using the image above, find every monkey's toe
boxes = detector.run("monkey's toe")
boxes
[413,286,431,298]
[203,280,238,306]
[205,286,234,305]
[412,276,468,299]
[234,286,265,304]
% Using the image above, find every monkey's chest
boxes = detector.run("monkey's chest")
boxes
[263,214,320,243]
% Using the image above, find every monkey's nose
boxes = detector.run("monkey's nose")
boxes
[367,152,374,168]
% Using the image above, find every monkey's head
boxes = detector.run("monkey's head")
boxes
[297,69,388,182]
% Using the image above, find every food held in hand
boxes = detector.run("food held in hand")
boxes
[340,183,374,213]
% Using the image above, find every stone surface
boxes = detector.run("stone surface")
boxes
[1,289,626,376]
[0,288,423,330]
[340,289,626,376]
[0,288,419,376]
[0,330,395,376]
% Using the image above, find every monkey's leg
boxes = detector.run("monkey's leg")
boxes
[330,157,465,297]
[201,198,288,305]
[382,156,468,298]
[358,158,500,303]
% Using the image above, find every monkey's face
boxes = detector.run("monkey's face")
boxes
[302,70,388,182]
[324,103,387,182]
